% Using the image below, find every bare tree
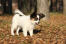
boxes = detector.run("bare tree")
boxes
[12,0,18,11]
[37,0,50,20]
[63,0,66,14]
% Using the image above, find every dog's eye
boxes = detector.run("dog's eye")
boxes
[35,18,38,21]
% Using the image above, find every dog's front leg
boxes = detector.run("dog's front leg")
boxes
[29,29,33,36]
[23,28,27,36]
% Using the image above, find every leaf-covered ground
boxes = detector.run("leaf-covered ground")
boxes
[0,13,66,44]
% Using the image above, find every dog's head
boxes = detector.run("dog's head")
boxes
[30,13,45,25]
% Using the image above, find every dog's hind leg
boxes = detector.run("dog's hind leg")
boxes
[11,23,17,36]
[16,27,20,35]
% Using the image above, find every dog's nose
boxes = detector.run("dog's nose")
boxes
[38,22,40,24]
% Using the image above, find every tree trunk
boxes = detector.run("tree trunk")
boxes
[12,0,18,11]
[1,0,6,14]
[37,0,50,20]
[63,0,66,15]
[8,0,12,14]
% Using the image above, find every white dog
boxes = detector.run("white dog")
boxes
[11,9,45,36]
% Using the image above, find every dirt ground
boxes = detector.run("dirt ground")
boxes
[0,13,66,44]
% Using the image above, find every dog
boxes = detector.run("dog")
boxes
[11,9,45,36]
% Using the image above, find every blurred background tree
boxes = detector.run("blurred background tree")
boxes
[0,0,63,15]
[63,0,66,15]
[37,0,50,20]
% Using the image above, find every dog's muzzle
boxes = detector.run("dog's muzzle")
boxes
[35,22,40,25]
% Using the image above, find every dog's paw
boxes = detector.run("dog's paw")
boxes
[24,35,27,37]
[30,34,33,37]
[11,34,15,36]
[16,34,19,36]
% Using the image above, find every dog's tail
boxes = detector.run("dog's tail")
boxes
[14,9,24,16]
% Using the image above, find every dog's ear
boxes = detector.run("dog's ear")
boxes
[38,13,45,19]
[30,12,37,19]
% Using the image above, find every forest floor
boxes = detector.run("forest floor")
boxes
[0,13,66,44]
